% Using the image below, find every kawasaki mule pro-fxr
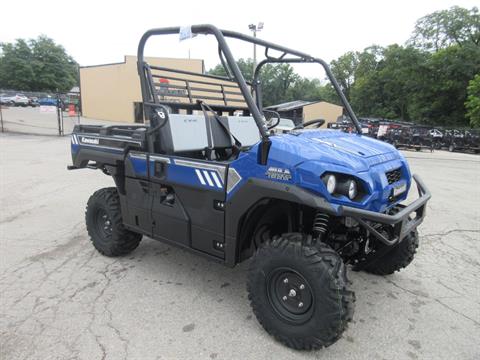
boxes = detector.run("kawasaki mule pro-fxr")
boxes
[68,25,431,350]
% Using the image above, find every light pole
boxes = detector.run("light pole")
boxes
[0,104,3,133]
[248,22,264,77]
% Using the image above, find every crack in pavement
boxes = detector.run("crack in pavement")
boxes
[83,260,130,360]
[422,229,480,239]
[386,279,480,326]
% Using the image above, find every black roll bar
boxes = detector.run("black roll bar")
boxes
[137,24,363,149]
[252,58,362,134]
[137,25,269,141]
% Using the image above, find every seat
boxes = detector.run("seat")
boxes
[154,112,261,159]
[168,114,211,152]
[225,116,261,147]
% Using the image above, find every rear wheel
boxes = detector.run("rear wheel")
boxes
[86,187,142,256]
[247,233,355,350]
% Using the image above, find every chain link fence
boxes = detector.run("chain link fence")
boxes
[0,89,81,136]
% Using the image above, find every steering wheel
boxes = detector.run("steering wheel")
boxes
[263,110,281,130]
[293,118,325,130]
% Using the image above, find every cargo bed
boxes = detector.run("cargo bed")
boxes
[70,124,148,169]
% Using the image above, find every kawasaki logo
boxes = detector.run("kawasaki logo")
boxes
[81,137,99,145]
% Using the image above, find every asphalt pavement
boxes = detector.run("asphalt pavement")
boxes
[1,133,479,360]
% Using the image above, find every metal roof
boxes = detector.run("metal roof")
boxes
[266,100,318,112]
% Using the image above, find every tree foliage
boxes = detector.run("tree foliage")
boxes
[410,6,480,51]
[351,45,430,121]
[410,44,480,125]
[206,7,479,127]
[208,58,337,107]
[0,36,78,92]
[466,74,480,127]
[348,6,480,126]
[330,51,359,101]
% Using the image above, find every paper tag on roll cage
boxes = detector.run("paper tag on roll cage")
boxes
[179,26,197,41]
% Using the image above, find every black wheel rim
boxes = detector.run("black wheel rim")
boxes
[94,208,113,239]
[266,267,314,324]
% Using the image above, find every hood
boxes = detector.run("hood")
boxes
[268,130,400,172]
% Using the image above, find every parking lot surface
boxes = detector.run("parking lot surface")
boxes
[1,133,479,360]
[0,107,112,136]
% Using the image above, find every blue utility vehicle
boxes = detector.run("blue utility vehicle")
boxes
[68,25,430,350]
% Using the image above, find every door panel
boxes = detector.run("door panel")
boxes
[149,156,226,258]
[123,177,153,236]
[122,152,152,235]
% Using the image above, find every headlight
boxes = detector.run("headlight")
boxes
[347,180,357,199]
[323,174,336,194]
[323,173,361,200]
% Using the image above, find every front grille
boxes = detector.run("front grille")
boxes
[386,168,402,184]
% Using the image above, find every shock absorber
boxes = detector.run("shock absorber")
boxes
[312,211,330,240]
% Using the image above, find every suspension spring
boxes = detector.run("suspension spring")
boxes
[313,211,330,239]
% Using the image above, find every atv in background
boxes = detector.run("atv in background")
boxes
[443,129,466,152]
[447,129,480,153]
[465,130,480,153]
[410,126,434,152]
[429,128,444,150]
[384,125,411,148]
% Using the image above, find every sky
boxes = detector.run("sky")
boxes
[1,0,478,78]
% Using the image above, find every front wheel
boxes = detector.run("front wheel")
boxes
[247,233,355,350]
[86,187,142,256]
[360,231,419,275]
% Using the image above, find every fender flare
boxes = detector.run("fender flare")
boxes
[224,178,336,266]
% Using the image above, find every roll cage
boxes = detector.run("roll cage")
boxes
[137,24,363,163]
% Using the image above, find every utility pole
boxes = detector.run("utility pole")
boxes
[248,22,264,77]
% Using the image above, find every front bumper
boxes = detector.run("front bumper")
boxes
[339,174,431,246]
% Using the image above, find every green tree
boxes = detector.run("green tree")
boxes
[410,6,480,51]
[466,73,480,127]
[317,84,340,105]
[209,59,309,106]
[30,36,78,92]
[0,39,35,90]
[0,36,77,92]
[409,44,480,126]
[355,46,383,78]
[350,45,429,121]
[260,64,299,106]
[330,51,360,101]
[208,58,254,82]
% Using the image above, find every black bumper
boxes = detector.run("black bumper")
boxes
[340,174,431,246]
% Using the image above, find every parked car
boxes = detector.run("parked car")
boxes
[28,97,40,107]
[38,97,59,107]
[0,94,11,105]
[1,94,29,106]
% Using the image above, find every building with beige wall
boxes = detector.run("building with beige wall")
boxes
[266,100,343,127]
[80,56,207,123]
[81,57,342,125]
